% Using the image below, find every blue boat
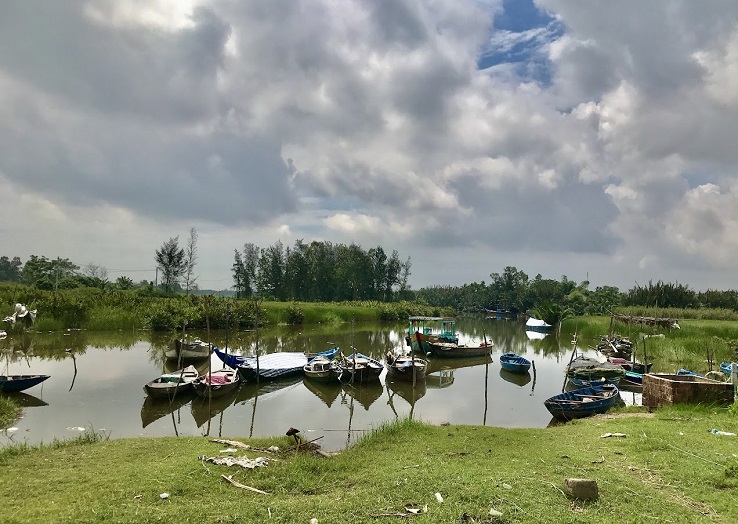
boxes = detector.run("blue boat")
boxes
[0,374,50,393]
[499,353,531,374]
[544,384,620,421]
[676,368,704,378]
[720,361,735,376]
[621,370,643,387]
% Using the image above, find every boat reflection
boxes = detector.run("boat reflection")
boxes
[302,378,342,407]
[190,386,242,428]
[341,381,383,411]
[426,370,455,389]
[3,391,48,407]
[386,378,426,407]
[426,354,493,374]
[499,368,532,387]
[233,376,303,405]
[140,391,196,429]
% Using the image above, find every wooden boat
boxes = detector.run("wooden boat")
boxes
[143,365,199,399]
[0,374,50,393]
[621,370,644,388]
[544,384,620,421]
[336,352,383,384]
[566,355,625,387]
[406,316,458,351]
[385,352,427,383]
[192,368,241,398]
[304,356,339,383]
[499,353,531,373]
[525,317,553,333]
[165,339,211,361]
[424,339,494,358]
[213,346,307,381]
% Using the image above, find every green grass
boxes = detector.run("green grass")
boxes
[1,411,737,523]
[563,316,738,374]
[0,396,21,429]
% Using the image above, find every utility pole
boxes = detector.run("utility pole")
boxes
[155,267,158,287]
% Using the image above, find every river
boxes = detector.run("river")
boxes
[0,315,640,451]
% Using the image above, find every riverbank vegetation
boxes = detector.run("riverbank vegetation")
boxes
[0,410,736,523]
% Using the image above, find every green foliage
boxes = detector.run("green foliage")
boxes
[286,302,305,324]
[154,236,186,293]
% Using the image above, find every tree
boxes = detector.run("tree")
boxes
[155,237,186,293]
[0,256,22,282]
[115,276,134,290]
[182,227,199,294]
[21,255,79,289]
[80,263,109,289]
[232,250,248,298]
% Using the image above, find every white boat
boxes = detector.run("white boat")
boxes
[525,317,553,333]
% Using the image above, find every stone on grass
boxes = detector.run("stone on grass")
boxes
[563,478,599,500]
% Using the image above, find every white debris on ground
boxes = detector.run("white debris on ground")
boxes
[199,455,272,469]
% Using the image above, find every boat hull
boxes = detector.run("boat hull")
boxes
[385,355,427,383]
[499,353,531,373]
[0,374,50,393]
[192,369,241,399]
[544,384,620,421]
[144,366,199,399]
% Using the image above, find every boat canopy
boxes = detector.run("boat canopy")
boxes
[408,316,456,337]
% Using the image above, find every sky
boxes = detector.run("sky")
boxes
[3,0,738,292]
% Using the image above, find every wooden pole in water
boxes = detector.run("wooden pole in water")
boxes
[531,360,537,396]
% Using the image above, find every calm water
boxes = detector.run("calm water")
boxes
[0,317,640,450]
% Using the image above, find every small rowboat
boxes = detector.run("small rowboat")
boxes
[499,353,531,374]
[143,365,199,399]
[192,368,241,398]
[304,356,339,383]
[0,374,50,393]
[385,353,427,383]
[337,352,383,384]
[544,384,620,421]
[165,339,212,361]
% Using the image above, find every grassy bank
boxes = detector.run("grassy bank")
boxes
[0,409,737,523]
[562,316,738,374]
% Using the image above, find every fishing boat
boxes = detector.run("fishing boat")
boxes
[525,316,553,333]
[213,346,308,381]
[165,339,212,361]
[143,365,199,399]
[544,384,620,421]
[424,336,494,358]
[385,352,427,383]
[0,374,50,393]
[303,356,339,383]
[336,352,383,384]
[192,368,241,398]
[406,316,459,352]
[621,370,644,387]
[566,355,625,387]
[499,353,531,373]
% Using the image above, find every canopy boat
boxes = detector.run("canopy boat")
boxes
[499,353,531,374]
[406,316,458,352]
[143,365,199,399]
[304,356,339,383]
[385,352,427,383]
[525,317,553,333]
[336,352,383,384]
[213,346,308,381]
[165,339,212,361]
[565,355,625,387]
[544,384,620,421]
[0,374,50,393]
[192,368,241,398]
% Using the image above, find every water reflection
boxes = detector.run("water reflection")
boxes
[499,368,532,387]
[0,317,640,450]
[141,392,196,429]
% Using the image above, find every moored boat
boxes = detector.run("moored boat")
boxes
[406,316,459,351]
[143,365,199,399]
[606,356,652,374]
[499,353,531,373]
[192,368,241,398]
[213,346,308,381]
[0,374,50,393]
[544,384,620,421]
[165,339,212,361]
[336,352,383,384]
[565,355,625,387]
[720,361,735,376]
[525,316,553,333]
[304,356,339,383]
[385,352,427,383]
